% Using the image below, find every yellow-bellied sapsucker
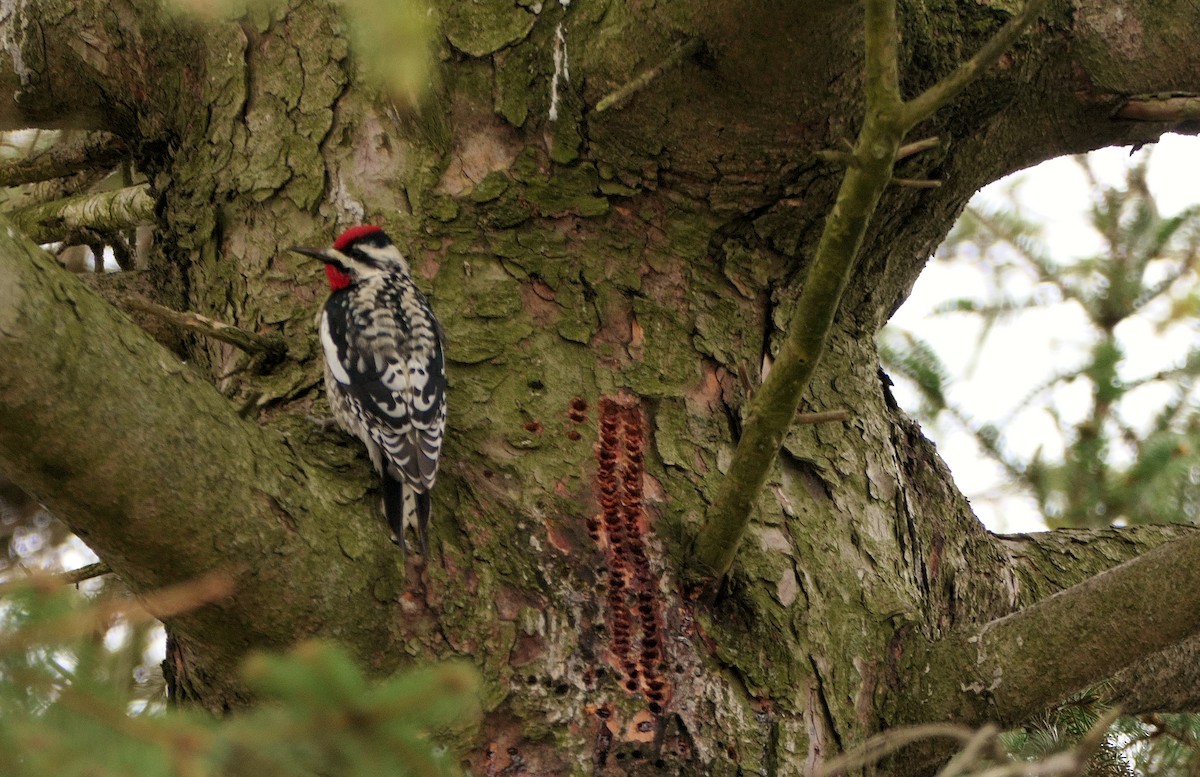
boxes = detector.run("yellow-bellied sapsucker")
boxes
[291,226,446,556]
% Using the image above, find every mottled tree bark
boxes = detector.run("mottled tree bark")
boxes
[1,0,1199,773]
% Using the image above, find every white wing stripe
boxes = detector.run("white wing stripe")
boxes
[320,313,352,384]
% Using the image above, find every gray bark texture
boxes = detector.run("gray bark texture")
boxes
[0,0,1199,773]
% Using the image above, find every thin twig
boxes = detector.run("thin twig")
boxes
[901,0,1052,129]
[595,38,703,113]
[125,297,287,361]
[897,136,942,160]
[893,177,942,188]
[57,562,112,586]
[817,723,977,776]
[0,570,236,652]
[935,724,1001,777]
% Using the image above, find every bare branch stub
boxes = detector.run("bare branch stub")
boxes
[59,561,112,586]
[1116,95,1200,122]
[892,178,942,189]
[896,136,942,160]
[795,409,851,425]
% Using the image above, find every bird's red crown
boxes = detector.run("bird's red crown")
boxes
[333,225,384,251]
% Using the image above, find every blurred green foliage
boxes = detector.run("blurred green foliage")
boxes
[883,151,1200,529]
[0,576,479,777]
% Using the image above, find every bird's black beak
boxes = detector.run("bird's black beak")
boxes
[289,246,334,263]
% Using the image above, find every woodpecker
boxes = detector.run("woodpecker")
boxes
[291,226,446,556]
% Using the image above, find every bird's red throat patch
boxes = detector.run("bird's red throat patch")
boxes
[325,264,353,292]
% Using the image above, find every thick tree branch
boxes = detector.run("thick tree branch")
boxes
[983,526,1200,715]
[689,0,1047,584]
[0,220,408,707]
[903,530,1200,728]
[0,132,126,187]
[7,184,154,244]
[1108,633,1200,714]
[997,524,1200,597]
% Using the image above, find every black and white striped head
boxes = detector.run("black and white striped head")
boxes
[290,225,412,292]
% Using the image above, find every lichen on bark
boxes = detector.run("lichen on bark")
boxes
[1,0,1200,773]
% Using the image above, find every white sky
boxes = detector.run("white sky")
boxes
[888,133,1200,533]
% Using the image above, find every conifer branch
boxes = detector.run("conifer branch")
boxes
[688,0,1048,585]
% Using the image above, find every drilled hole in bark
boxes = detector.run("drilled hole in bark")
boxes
[592,397,673,704]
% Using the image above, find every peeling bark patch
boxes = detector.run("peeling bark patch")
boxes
[594,397,671,714]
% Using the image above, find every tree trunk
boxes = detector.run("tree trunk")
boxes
[1,0,1200,773]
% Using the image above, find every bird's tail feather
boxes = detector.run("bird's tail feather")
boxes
[382,474,408,559]
[382,474,431,557]
[415,490,431,557]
